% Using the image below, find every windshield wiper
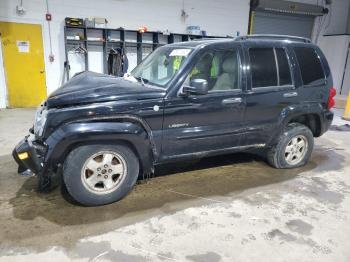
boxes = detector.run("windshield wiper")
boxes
[134,76,149,86]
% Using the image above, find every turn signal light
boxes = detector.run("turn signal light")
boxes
[18,152,29,160]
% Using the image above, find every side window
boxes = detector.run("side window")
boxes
[275,48,292,86]
[249,48,277,88]
[294,47,325,86]
[188,49,240,92]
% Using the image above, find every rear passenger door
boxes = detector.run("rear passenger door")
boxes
[242,42,299,146]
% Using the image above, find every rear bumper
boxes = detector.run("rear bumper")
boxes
[13,134,47,175]
[321,110,334,135]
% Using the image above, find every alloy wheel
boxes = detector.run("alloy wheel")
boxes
[81,151,127,195]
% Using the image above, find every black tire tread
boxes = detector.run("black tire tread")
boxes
[267,123,314,169]
[63,144,139,206]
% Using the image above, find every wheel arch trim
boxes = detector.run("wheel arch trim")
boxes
[44,116,156,174]
[267,103,324,146]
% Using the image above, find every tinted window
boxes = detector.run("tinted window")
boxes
[249,48,277,88]
[294,47,325,86]
[275,48,292,85]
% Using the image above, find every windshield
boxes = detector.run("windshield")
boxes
[130,46,193,88]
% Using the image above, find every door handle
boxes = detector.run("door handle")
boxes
[222,97,242,105]
[283,92,298,98]
[40,70,45,74]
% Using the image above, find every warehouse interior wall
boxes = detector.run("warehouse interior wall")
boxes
[0,0,250,103]
[311,0,350,98]
[260,0,350,42]
[0,36,7,108]
[347,4,350,34]
[318,35,350,95]
[0,0,349,108]
[313,0,350,36]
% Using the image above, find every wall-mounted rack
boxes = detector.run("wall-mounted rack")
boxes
[63,25,226,80]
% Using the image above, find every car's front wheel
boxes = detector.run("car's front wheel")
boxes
[267,123,314,169]
[63,144,139,206]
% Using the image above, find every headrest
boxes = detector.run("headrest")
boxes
[196,54,212,71]
[222,57,237,73]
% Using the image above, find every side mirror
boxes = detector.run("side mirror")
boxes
[183,79,208,96]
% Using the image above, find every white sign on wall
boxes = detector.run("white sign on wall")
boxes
[16,41,30,53]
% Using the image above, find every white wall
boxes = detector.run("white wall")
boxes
[311,0,350,97]
[2,0,348,108]
[293,0,350,98]
[318,35,350,94]
[323,0,350,35]
[347,5,350,34]
[290,0,350,40]
[0,0,250,101]
[0,36,7,108]
[312,0,350,36]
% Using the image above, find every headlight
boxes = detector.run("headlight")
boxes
[34,104,48,137]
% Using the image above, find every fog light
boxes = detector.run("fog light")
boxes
[18,152,29,160]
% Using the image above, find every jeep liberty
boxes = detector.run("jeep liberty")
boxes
[13,35,335,206]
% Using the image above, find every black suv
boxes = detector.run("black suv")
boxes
[13,35,335,206]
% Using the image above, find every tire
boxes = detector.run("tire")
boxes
[63,144,139,206]
[267,123,314,169]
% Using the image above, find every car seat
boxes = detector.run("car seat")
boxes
[212,56,238,91]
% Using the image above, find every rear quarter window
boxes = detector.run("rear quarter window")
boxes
[294,47,325,86]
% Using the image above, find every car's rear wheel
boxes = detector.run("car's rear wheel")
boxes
[267,123,314,169]
[63,144,139,206]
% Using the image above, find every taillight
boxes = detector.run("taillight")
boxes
[327,87,336,110]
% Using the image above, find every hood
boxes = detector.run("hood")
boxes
[46,71,166,108]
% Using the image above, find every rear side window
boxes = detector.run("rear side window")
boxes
[294,47,325,86]
[249,48,277,88]
[249,48,292,88]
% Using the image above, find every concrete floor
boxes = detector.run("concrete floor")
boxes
[0,108,350,262]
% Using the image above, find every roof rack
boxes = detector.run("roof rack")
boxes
[235,34,311,43]
[192,37,233,41]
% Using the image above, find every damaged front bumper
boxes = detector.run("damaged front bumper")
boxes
[13,129,62,192]
[12,132,47,176]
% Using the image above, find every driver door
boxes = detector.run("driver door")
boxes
[160,45,246,160]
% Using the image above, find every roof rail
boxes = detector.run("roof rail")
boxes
[192,37,233,41]
[235,34,312,43]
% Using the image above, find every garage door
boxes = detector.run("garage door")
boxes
[252,11,315,38]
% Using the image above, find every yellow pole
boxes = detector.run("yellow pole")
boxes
[249,11,255,35]
[343,91,350,121]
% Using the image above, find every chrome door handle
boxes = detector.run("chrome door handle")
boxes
[283,92,298,98]
[222,97,242,105]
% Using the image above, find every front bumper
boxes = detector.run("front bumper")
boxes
[13,133,47,175]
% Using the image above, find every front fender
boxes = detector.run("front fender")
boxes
[44,121,154,174]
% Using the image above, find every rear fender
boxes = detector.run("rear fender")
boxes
[268,103,323,146]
